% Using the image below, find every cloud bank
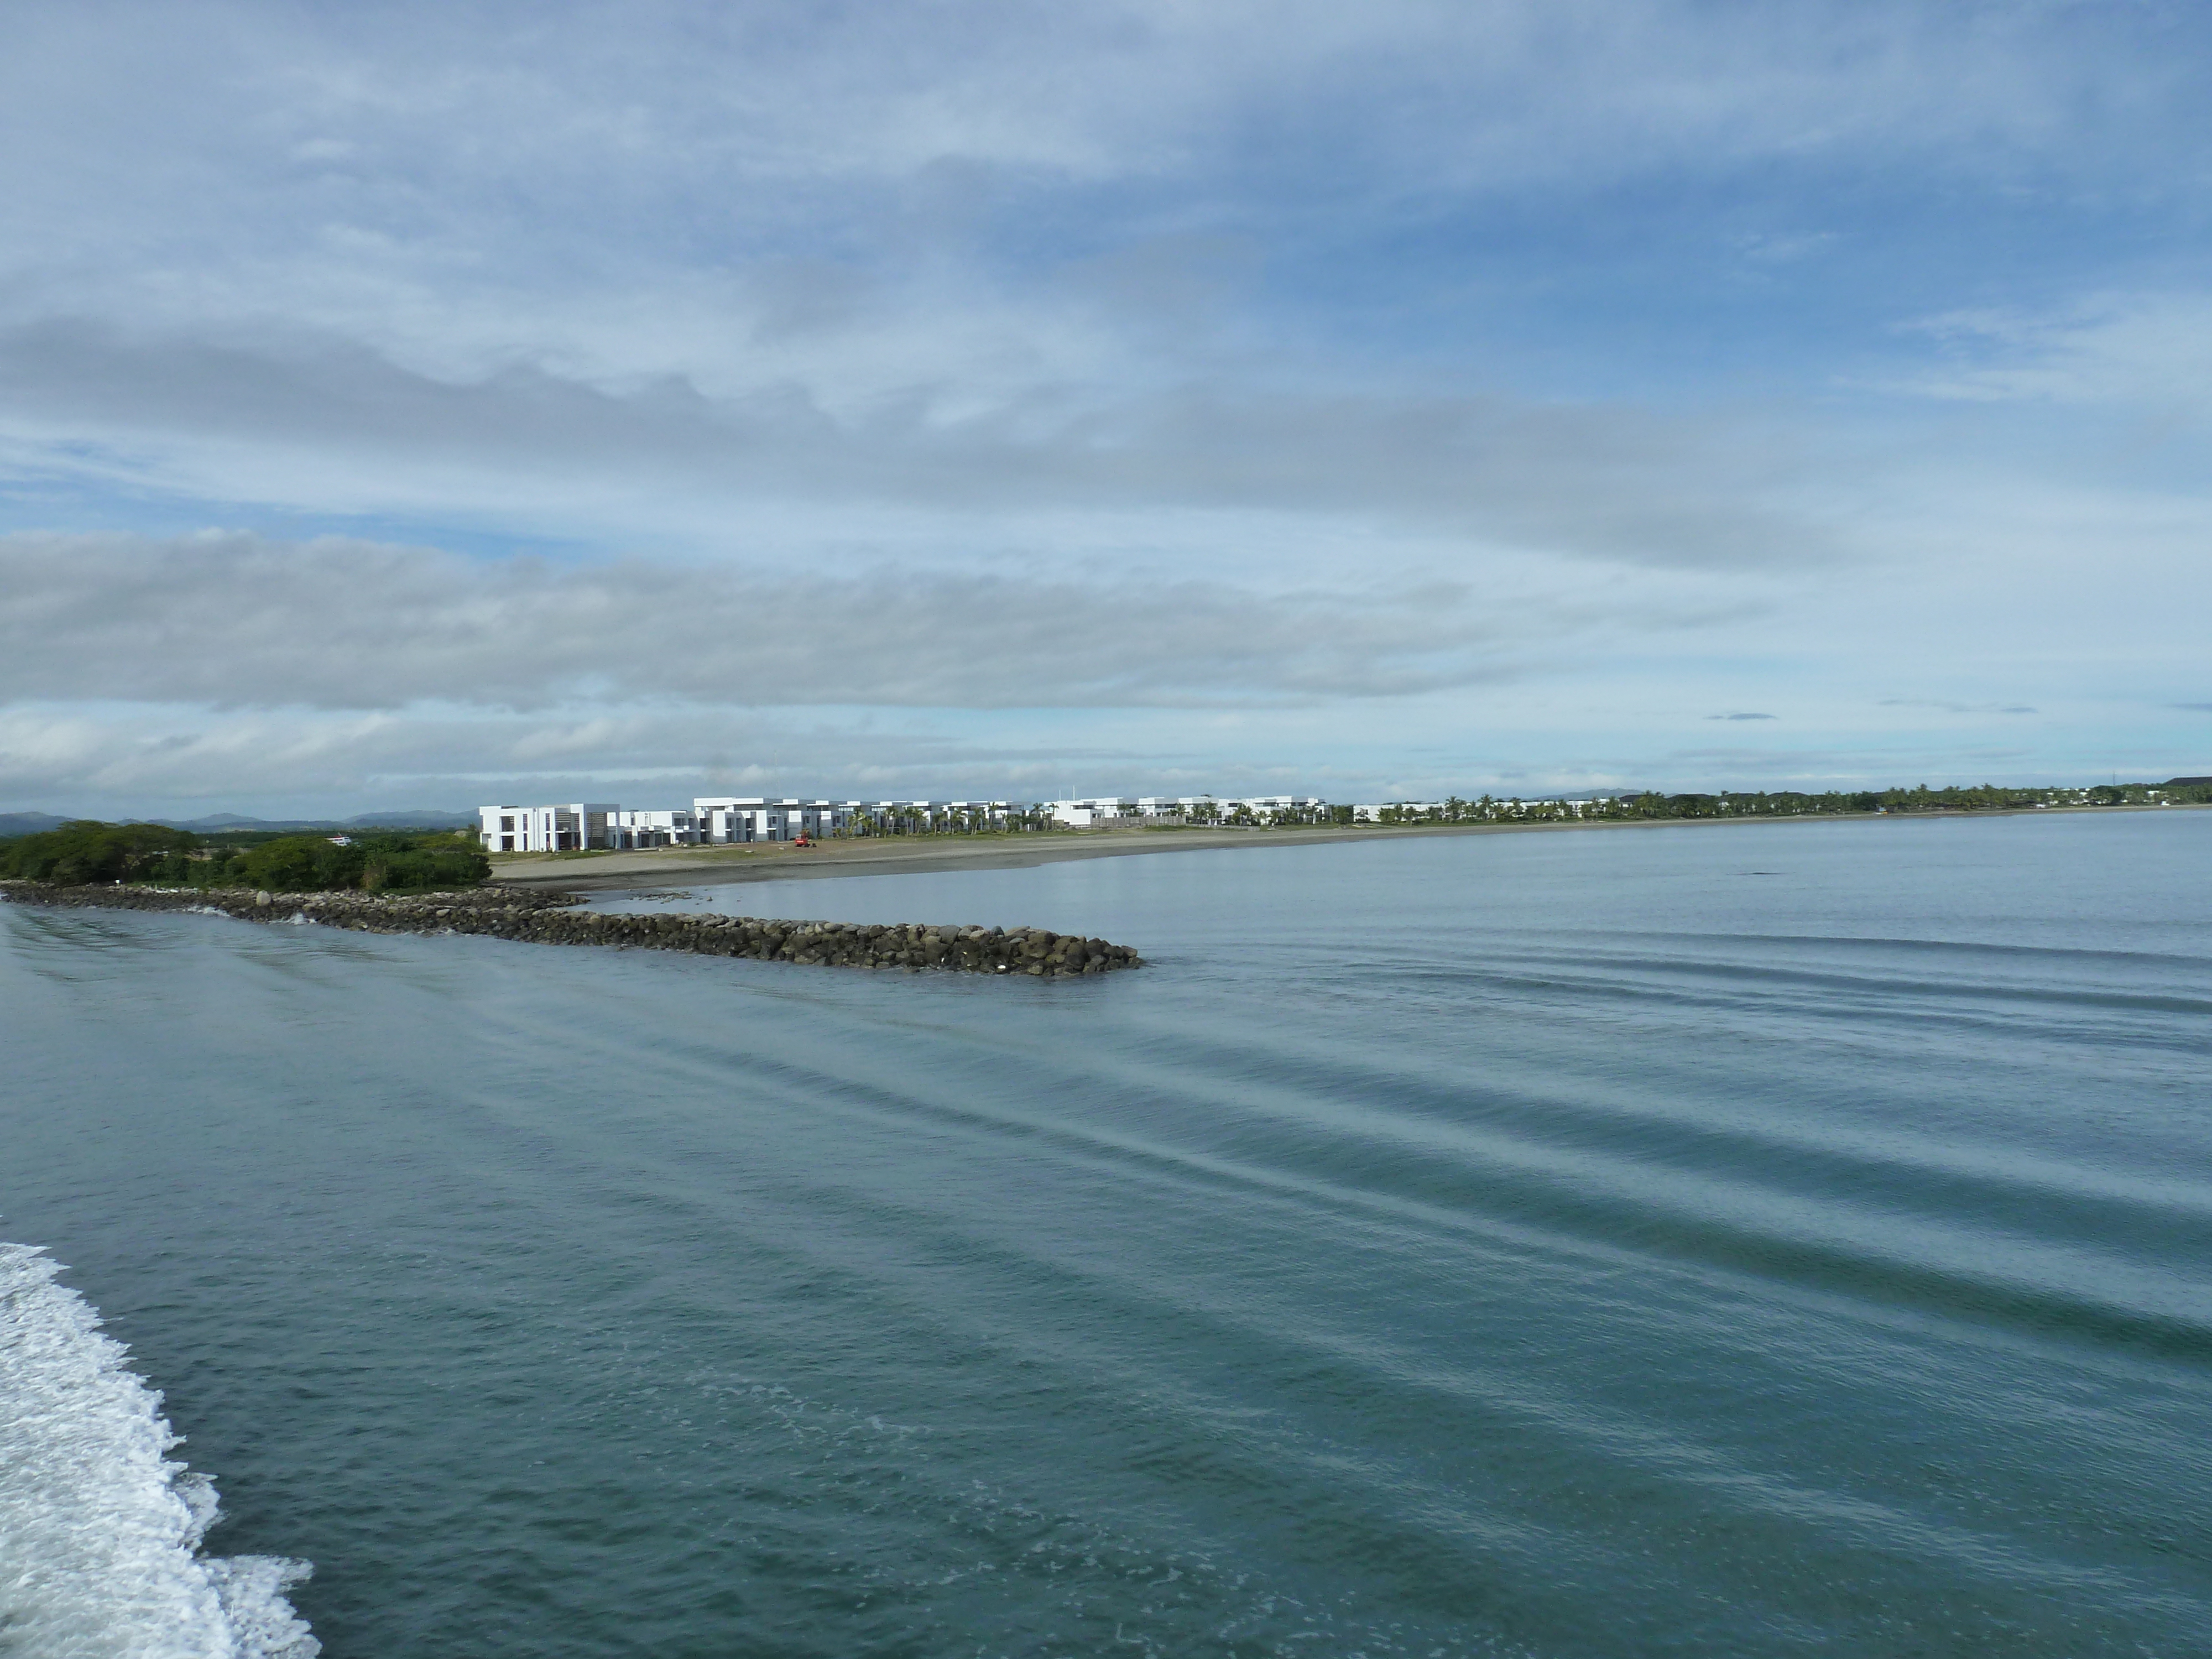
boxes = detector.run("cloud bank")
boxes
[0,319,1833,573]
[0,530,1598,709]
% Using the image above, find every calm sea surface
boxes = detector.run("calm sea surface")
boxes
[3,811,2208,1657]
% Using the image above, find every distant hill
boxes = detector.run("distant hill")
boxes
[2166,776,2212,788]
[160,810,476,832]
[0,811,71,838]
[344,810,477,828]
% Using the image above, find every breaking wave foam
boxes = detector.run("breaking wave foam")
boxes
[0,1241,318,1658]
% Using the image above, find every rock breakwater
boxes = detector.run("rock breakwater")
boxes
[0,882,1143,976]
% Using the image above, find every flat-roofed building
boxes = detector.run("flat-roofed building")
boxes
[479,803,619,853]
[607,808,698,848]
[478,803,618,853]
[1047,797,1138,827]
[695,797,771,843]
[694,797,853,842]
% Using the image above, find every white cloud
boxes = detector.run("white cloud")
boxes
[1893,294,2212,414]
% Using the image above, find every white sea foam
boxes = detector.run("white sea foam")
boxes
[0,1242,319,1658]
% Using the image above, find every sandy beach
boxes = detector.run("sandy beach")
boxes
[488,822,1405,891]
[485,812,1829,893]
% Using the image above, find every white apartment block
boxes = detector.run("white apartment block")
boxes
[608,808,700,848]
[1050,795,1329,826]
[478,803,617,853]
[1352,802,1433,822]
[1047,797,1138,826]
[694,798,855,843]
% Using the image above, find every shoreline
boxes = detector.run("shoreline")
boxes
[488,801,2205,894]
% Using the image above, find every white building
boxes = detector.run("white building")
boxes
[694,797,854,842]
[1047,797,1139,826]
[1047,794,1330,826]
[1350,802,1442,822]
[691,797,1018,841]
[478,803,618,853]
[695,797,777,843]
[608,808,699,848]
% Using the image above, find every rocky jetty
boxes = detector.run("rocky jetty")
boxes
[0,881,1142,976]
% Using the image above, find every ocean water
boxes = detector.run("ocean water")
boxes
[2,810,2208,1657]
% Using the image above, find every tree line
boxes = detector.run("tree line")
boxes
[0,821,491,891]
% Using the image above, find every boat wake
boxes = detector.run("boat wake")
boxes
[0,1241,318,1658]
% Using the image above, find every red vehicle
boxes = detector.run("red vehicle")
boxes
[792,833,812,848]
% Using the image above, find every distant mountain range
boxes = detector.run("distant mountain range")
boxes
[0,809,476,837]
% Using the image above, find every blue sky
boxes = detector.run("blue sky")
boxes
[1,1,2206,815]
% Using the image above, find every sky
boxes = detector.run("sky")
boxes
[2,0,2208,817]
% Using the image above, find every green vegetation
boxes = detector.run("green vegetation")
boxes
[0,821,489,891]
[0,820,202,885]
[235,832,491,892]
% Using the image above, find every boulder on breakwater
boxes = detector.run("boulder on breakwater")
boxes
[0,881,1144,977]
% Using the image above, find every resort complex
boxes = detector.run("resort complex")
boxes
[477,796,1335,852]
